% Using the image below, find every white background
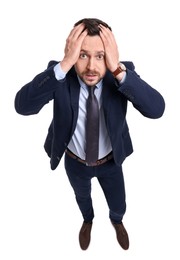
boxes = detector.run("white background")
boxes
[0,0,179,259]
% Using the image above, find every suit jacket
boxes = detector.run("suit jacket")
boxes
[15,61,165,170]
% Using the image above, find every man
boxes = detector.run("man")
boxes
[15,18,165,250]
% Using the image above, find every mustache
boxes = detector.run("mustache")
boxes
[84,70,98,75]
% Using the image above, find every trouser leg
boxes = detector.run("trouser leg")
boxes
[97,163,126,224]
[64,154,94,222]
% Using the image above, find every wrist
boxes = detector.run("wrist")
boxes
[112,62,126,77]
[115,71,126,81]
[60,59,73,73]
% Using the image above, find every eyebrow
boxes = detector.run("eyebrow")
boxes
[80,49,105,55]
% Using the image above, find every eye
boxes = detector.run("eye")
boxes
[96,54,104,60]
[79,53,87,59]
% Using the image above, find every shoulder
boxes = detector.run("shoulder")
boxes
[46,61,76,78]
[47,60,59,68]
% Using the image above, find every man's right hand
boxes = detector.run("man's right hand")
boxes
[60,23,88,73]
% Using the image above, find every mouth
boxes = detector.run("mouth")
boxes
[85,72,98,82]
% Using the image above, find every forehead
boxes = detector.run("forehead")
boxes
[81,35,104,52]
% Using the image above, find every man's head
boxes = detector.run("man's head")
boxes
[74,18,112,36]
[74,18,112,86]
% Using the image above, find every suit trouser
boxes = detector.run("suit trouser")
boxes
[64,153,126,224]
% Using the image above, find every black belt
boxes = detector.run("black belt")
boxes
[65,149,113,166]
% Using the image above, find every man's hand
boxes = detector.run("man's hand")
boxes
[61,24,88,72]
[99,24,119,73]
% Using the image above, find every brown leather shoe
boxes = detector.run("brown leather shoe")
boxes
[79,221,92,250]
[112,222,129,250]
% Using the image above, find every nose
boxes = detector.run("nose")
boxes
[87,58,95,71]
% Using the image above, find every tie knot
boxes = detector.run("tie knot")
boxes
[88,85,96,95]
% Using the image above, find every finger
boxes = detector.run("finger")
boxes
[68,23,86,40]
[78,28,88,42]
[99,24,115,41]
[100,27,118,51]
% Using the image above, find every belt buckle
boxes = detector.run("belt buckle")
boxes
[85,162,96,167]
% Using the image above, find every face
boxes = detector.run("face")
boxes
[74,35,106,86]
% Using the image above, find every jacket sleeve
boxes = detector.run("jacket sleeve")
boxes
[118,62,165,119]
[14,61,63,115]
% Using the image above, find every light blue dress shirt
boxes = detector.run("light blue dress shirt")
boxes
[54,63,125,160]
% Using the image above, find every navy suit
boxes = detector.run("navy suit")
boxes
[15,60,165,223]
[15,60,165,170]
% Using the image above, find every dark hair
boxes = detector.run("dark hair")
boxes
[74,18,112,36]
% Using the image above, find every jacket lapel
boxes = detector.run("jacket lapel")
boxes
[102,71,115,118]
[68,71,81,136]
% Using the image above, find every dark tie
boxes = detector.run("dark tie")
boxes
[85,86,99,165]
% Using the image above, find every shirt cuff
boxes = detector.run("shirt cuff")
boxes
[53,63,66,80]
[119,72,127,84]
